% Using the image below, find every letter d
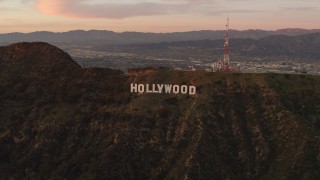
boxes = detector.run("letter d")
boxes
[189,86,196,95]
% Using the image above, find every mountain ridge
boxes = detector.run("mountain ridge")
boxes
[116,32,320,60]
[0,42,319,179]
[1,28,320,45]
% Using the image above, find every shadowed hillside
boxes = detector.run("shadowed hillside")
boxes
[0,42,319,179]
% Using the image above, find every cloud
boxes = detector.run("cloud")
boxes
[31,0,195,19]
[29,0,269,19]
[160,0,212,3]
[281,6,318,12]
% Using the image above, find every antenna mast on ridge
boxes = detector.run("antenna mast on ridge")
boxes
[212,17,235,72]
[223,17,230,69]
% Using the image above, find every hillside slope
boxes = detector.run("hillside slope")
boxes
[0,43,319,179]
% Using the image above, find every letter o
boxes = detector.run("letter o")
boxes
[173,85,179,94]
[181,85,188,94]
[138,84,145,93]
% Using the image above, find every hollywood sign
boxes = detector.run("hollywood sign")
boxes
[131,83,196,95]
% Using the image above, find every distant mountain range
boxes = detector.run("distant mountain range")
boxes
[1,29,320,60]
[103,32,320,60]
[1,28,320,45]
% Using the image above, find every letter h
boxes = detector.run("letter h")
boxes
[131,83,138,93]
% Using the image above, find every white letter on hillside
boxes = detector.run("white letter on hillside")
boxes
[138,84,145,93]
[146,84,152,93]
[189,86,196,95]
[157,84,164,93]
[181,85,188,94]
[152,84,158,93]
[173,85,179,94]
[164,84,172,94]
[131,83,137,93]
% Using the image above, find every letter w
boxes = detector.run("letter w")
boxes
[164,84,172,94]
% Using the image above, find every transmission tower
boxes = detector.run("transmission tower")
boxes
[212,17,236,72]
[223,17,230,69]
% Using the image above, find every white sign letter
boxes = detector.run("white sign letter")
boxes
[152,84,158,93]
[131,83,137,93]
[146,84,152,93]
[189,86,196,95]
[181,85,188,94]
[157,84,164,93]
[173,85,179,94]
[164,84,172,94]
[138,84,145,93]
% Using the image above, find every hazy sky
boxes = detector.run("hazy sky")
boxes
[1,0,320,33]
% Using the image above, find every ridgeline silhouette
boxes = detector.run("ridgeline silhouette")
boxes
[0,42,319,179]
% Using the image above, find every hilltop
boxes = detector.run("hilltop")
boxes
[0,42,80,74]
[0,43,319,179]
